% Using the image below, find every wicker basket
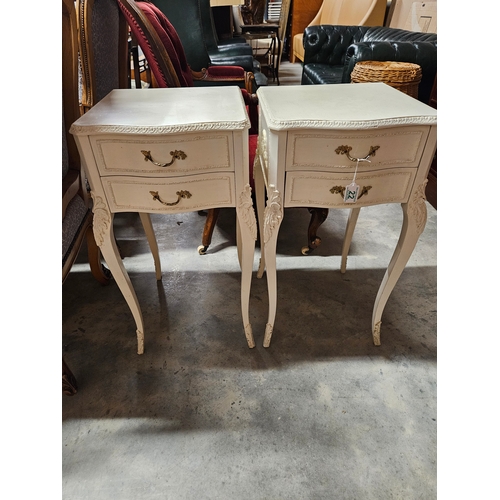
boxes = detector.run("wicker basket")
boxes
[351,61,422,99]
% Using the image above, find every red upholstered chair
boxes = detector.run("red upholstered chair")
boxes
[116,0,259,254]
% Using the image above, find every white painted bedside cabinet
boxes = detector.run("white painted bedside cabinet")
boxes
[71,87,258,354]
[254,83,437,347]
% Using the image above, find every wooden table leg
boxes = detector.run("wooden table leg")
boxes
[341,207,361,273]
[262,185,283,347]
[237,184,257,348]
[94,207,146,354]
[301,208,329,255]
[371,185,428,345]
[139,212,162,280]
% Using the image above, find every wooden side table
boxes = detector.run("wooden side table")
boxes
[254,83,437,347]
[71,87,258,353]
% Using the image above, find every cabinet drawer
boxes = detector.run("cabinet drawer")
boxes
[286,126,430,172]
[102,173,235,213]
[91,133,233,177]
[285,168,417,208]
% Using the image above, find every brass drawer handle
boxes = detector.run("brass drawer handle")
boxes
[149,190,192,206]
[141,149,187,167]
[330,185,372,200]
[335,145,380,162]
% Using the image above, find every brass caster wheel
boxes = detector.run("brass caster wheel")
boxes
[301,245,311,255]
[197,245,208,255]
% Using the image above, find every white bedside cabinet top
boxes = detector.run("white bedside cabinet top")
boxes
[70,86,250,136]
[256,83,437,130]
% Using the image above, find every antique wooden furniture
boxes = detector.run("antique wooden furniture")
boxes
[291,0,386,63]
[254,83,437,347]
[70,86,258,353]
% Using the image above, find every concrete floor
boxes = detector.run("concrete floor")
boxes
[63,198,437,499]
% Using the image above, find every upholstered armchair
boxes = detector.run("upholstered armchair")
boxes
[151,0,268,89]
[301,25,437,103]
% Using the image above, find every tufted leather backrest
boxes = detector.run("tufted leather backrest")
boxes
[303,25,369,67]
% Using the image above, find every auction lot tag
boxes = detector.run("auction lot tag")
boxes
[344,182,360,203]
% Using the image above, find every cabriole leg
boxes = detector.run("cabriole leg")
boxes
[341,207,361,273]
[139,212,162,280]
[372,187,428,345]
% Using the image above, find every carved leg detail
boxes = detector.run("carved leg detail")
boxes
[237,185,257,348]
[198,208,220,255]
[262,186,283,346]
[301,208,329,255]
[92,196,146,354]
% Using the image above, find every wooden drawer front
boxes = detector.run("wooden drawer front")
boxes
[286,126,430,172]
[91,133,233,177]
[285,168,417,208]
[102,173,235,213]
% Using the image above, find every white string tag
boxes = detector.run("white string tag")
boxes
[344,158,370,203]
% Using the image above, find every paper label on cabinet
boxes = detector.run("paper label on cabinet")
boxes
[344,182,359,203]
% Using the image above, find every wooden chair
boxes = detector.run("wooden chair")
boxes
[62,0,110,395]
[291,0,386,63]
[116,0,259,255]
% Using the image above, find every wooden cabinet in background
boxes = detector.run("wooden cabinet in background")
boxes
[288,0,323,62]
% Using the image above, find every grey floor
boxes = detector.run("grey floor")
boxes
[62,61,437,499]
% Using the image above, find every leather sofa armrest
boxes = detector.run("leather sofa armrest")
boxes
[344,40,437,103]
[302,25,369,66]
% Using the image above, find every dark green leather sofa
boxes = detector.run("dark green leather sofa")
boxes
[301,25,437,103]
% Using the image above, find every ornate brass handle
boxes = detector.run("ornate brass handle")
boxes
[141,149,187,167]
[335,145,380,162]
[330,185,372,200]
[149,190,192,206]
